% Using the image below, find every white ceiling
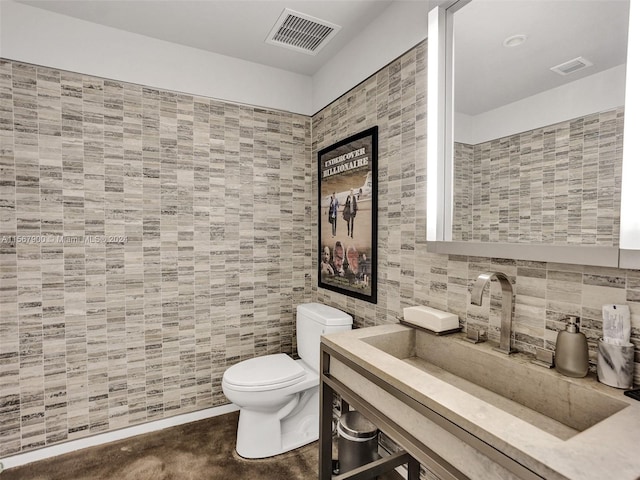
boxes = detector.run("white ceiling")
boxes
[454,0,630,115]
[10,0,630,115]
[16,0,395,76]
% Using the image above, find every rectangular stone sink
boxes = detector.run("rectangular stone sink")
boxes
[362,327,629,440]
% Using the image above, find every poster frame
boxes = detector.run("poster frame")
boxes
[317,126,378,304]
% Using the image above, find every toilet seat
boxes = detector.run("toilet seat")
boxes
[223,353,306,392]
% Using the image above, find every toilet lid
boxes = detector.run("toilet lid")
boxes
[223,353,306,389]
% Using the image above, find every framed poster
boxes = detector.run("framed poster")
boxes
[318,126,377,304]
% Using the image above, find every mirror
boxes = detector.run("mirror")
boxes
[427,0,634,268]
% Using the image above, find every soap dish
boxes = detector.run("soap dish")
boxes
[397,318,462,336]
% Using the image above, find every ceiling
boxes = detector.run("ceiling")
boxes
[16,0,395,76]
[454,0,630,115]
[12,0,630,115]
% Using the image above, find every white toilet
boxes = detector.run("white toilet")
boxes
[222,303,352,459]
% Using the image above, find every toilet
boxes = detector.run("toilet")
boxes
[222,303,352,459]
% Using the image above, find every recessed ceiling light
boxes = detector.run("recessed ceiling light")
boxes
[503,34,527,48]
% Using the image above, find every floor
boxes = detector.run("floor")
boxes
[2,411,403,480]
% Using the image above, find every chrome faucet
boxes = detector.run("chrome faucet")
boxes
[470,272,515,355]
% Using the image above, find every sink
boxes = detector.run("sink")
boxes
[323,323,640,479]
[362,328,629,440]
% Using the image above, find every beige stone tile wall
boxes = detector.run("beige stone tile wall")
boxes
[453,107,624,245]
[313,43,429,329]
[311,41,639,386]
[0,59,311,456]
[1,38,639,459]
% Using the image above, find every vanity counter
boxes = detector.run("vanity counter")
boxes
[321,324,640,480]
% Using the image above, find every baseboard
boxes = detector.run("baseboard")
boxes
[0,403,240,472]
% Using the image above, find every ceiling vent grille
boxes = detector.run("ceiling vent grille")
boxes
[550,56,593,76]
[265,8,341,55]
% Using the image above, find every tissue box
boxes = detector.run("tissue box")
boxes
[403,306,459,332]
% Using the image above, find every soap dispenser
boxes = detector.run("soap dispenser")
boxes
[555,316,589,378]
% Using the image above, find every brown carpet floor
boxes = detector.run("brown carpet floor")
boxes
[3,412,403,480]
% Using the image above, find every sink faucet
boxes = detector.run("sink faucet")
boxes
[470,272,515,355]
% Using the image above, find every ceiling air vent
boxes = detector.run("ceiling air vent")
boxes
[550,56,593,76]
[265,8,341,55]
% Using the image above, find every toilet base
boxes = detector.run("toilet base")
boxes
[235,387,319,459]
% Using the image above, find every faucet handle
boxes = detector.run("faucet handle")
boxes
[532,347,555,368]
[464,327,486,344]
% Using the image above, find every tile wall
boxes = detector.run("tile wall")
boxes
[311,42,639,385]
[1,37,639,459]
[0,59,311,456]
[453,108,624,245]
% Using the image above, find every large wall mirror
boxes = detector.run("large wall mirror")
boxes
[427,0,639,268]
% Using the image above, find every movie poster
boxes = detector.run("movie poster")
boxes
[318,127,377,304]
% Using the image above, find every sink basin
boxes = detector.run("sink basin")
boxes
[323,323,640,479]
[362,327,628,440]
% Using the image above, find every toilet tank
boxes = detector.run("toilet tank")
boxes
[297,303,352,372]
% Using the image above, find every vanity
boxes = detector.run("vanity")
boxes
[319,324,640,480]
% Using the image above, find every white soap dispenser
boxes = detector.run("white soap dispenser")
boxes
[555,316,589,378]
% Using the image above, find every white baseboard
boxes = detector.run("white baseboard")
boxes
[0,403,240,472]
